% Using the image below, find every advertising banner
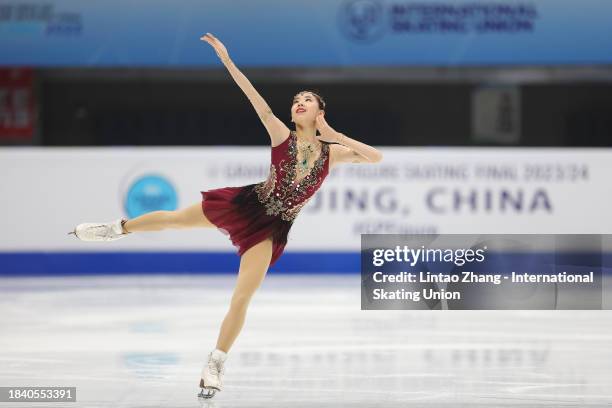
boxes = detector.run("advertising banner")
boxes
[0,0,611,67]
[0,146,611,252]
[0,68,34,141]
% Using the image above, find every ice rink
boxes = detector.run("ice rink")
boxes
[1,274,611,408]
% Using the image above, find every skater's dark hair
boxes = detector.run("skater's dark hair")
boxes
[292,90,326,111]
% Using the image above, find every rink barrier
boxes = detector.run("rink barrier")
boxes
[1,251,611,276]
[0,252,360,275]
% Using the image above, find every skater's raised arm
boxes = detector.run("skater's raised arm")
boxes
[201,33,290,147]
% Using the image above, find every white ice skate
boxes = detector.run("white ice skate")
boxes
[198,350,227,399]
[68,218,129,242]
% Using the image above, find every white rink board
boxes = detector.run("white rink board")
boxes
[0,146,611,251]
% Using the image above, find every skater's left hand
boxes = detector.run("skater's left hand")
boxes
[200,32,232,65]
[315,111,342,143]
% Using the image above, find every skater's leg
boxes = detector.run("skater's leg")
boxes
[198,238,272,397]
[215,237,273,352]
[123,202,215,232]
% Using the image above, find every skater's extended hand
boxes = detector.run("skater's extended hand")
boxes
[200,32,231,65]
[315,111,342,143]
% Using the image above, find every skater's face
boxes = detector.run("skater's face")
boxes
[291,92,323,126]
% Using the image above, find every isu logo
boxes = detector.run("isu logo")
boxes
[338,0,387,43]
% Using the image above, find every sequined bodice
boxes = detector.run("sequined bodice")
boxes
[254,130,330,222]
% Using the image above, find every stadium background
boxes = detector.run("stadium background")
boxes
[1,0,611,274]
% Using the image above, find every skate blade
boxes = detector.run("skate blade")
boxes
[197,388,217,399]
[198,379,219,399]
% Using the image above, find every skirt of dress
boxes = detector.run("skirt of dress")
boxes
[201,183,293,267]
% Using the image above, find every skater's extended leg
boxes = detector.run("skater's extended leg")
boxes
[216,237,273,352]
[71,202,214,241]
[123,202,214,232]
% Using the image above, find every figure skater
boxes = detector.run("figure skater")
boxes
[69,33,383,399]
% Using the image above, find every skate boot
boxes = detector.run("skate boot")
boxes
[198,349,227,399]
[68,218,130,242]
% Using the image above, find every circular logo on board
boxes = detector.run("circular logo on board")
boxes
[338,0,387,43]
[124,174,178,218]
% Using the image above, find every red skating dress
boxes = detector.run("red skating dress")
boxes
[201,130,331,267]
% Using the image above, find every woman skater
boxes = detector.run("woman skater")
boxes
[70,33,383,398]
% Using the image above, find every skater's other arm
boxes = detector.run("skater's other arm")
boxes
[200,33,289,147]
[330,143,380,169]
[315,112,383,168]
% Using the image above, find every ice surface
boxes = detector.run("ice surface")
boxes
[0,274,611,407]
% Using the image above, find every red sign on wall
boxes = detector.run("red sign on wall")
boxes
[0,68,35,141]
